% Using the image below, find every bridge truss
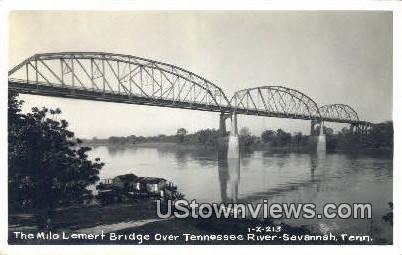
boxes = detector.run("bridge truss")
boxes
[8,52,372,127]
[8,52,231,112]
[230,86,322,121]
[319,104,359,123]
[319,103,372,132]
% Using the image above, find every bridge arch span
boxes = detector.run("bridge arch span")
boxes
[319,104,359,123]
[8,52,231,111]
[230,86,321,120]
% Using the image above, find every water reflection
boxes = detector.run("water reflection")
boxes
[218,157,240,203]
[88,145,392,243]
[310,150,326,182]
[310,153,317,181]
[218,150,327,204]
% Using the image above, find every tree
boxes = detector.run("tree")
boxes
[276,129,291,146]
[293,132,303,145]
[108,136,126,145]
[239,127,251,137]
[261,130,275,143]
[127,135,138,144]
[176,128,188,143]
[239,127,255,147]
[8,92,104,211]
[323,126,334,136]
[195,129,219,145]
[367,121,393,149]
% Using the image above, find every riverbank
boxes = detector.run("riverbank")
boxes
[9,200,381,245]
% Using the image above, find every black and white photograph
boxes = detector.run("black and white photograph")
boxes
[1,2,401,254]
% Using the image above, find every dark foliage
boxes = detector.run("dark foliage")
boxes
[84,120,392,154]
[261,129,305,147]
[326,121,393,153]
[8,92,104,210]
[176,128,187,144]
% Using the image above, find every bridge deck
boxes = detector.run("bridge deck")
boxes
[8,79,370,126]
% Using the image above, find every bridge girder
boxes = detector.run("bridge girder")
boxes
[230,86,321,121]
[8,52,231,111]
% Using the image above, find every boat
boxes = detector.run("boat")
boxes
[96,173,182,204]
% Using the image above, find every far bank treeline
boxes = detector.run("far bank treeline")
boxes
[84,123,393,154]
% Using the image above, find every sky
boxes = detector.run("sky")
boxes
[8,11,392,139]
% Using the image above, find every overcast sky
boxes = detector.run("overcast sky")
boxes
[9,11,392,138]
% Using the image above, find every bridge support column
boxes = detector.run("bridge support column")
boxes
[317,122,326,153]
[218,112,231,157]
[310,120,319,136]
[310,121,315,136]
[219,112,232,136]
[227,112,239,158]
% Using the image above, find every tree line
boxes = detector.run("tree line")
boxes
[86,122,393,153]
[87,128,221,146]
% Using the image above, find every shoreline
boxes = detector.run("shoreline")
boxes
[9,200,386,245]
[82,141,392,156]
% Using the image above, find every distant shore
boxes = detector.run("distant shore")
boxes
[81,141,392,156]
[83,142,218,152]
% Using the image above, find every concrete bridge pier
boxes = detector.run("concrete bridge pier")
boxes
[219,112,232,136]
[227,112,240,158]
[310,120,317,136]
[317,122,326,153]
[350,124,356,134]
[218,112,231,156]
[310,120,326,153]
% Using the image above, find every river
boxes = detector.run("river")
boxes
[88,144,393,243]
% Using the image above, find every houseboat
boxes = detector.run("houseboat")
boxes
[96,173,181,204]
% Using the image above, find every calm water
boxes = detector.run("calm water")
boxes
[88,145,393,243]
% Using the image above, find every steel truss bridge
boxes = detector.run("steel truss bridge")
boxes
[8,52,372,132]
